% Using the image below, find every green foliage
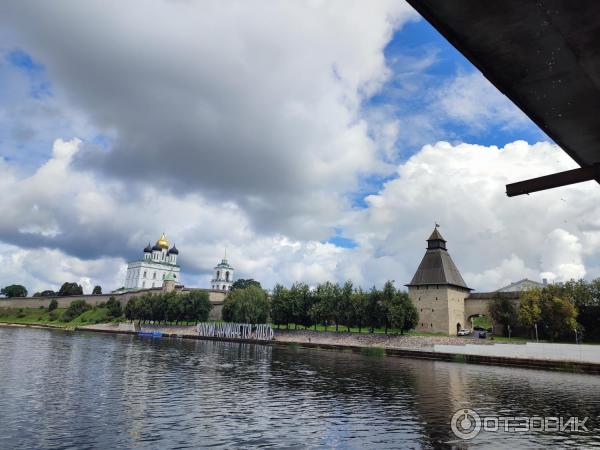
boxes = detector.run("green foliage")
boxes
[106,296,122,319]
[225,286,269,323]
[62,299,92,321]
[270,284,291,327]
[92,285,102,295]
[290,282,314,329]
[1,284,28,298]
[123,291,212,324]
[518,288,542,337]
[489,293,517,336]
[48,299,58,312]
[34,290,57,297]
[58,282,83,296]
[230,278,262,292]
[265,280,419,334]
[541,295,578,341]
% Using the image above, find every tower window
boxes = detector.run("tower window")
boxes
[226,271,230,281]
[143,271,147,278]
[153,272,156,280]
[217,271,220,279]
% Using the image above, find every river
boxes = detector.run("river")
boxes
[0,327,598,449]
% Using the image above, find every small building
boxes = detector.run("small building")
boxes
[211,254,234,291]
[124,233,181,289]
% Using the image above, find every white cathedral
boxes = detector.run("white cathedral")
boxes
[124,233,181,289]
[124,233,235,291]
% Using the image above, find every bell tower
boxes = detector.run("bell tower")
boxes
[211,250,235,291]
[406,226,471,335]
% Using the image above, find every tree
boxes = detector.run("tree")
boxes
[564,279,600,341]
[366,287,384,332]
[314,282,338,331]
[518,288,542,339]
[187,290,212,323]
[489,293,517,336]
[222,295,236,322]
[92,285,102,295]
[225,286,270,323]
[58,282,83,296]
[351,288,369,333]
[399,292,418,333]
[34,290,56,297]
[270,284,291,328]
[541,295,578,341]
[1,284,28,298]
[230,279,262,292]
[381,281,397,333]
[106,296,122,319]
[290,282,313,329]
[48,298,58,312]
[63,299,91,321]
[339,281,354,332]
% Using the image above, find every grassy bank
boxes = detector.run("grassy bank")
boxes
[0,306,119,328]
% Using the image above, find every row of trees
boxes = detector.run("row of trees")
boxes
[270,281,418,334]
[124,291,212,324]
[489,279,600,341]
[0,282,100,298]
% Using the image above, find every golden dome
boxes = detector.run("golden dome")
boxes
[156,233,169,249]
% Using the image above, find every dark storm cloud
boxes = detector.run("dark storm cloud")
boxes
[0,1,415,239]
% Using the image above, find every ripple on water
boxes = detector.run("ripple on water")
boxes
[0,328,599,449]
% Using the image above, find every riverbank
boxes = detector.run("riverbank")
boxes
[3,321,599,374]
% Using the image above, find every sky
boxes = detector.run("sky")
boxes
[1,0,599,295]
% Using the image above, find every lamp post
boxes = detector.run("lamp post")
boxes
[534,323,539,343]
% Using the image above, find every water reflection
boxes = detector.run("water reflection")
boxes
[0,327,598,449]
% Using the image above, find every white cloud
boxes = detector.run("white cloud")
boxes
[434,71,532,131]
[347,140,600,290]
[2,138,600,293]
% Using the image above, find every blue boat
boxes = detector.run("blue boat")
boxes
[138,331,162,338]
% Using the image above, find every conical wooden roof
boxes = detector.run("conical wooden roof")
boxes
[407,228,471,291]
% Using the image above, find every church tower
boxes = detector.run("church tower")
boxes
[211,251,234,291]
[406,227,471,335]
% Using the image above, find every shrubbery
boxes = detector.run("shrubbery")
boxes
[63,299,91,321]
[48,299,58,312]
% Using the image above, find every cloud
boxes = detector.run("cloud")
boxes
[347,140,600,290]
[434,71,532,131]
[0,0,418,239]
[2,137,600,293]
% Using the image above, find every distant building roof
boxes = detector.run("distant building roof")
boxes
[467,291,521,300]
[495,278,546,292]
[406,227,471,291]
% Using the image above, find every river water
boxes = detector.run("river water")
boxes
[0,327,598,449]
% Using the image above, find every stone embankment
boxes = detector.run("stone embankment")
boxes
[273,329,492,349]
[70,323,600,374]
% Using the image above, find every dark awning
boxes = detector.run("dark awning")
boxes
[405,0,600,195]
